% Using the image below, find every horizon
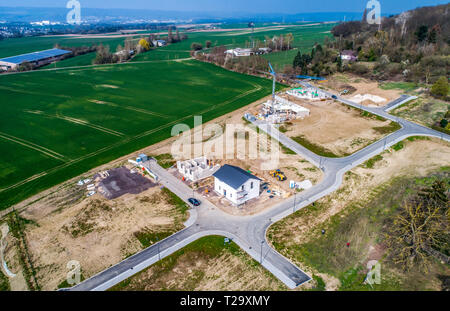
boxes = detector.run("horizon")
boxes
[0,0,448,14]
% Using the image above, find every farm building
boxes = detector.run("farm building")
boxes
[225,47,272,57]
[0,48,72,71]
[213,164,261,206]
[287,87,329,101]
[152,40,167,47]
[340,50,358,62]
[177,156,220,182]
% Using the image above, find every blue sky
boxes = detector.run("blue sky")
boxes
[0,0,448,14]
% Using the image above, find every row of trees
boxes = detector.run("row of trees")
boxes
[93,29,189,64]
[326,3,449,84]
[194,45,269,75]
[291,44,340,77]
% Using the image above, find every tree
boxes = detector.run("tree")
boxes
[415,25,429,42]
[430,76,449,98]
[337,54,343,72]
[138,38,150,52]
[167,27,174,43]
[285,33,294,50]
[18,61,33,72]
[385,180,449,272]
[293,51,302,68]
[205,40,212,49]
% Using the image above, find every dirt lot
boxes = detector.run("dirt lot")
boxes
[0,181,188,291]
[276,98,396,157]
[0,93,321,290]
[167,107,323,216]
[316,73,403,107]
[112,236,286,291]
[267,137,450,290]
[97,167,156,200]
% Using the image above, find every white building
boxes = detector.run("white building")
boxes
[287,87,329,101]
[263,96,310,120]
[152,40,167,47]
[213,165,261,206]
[225,47,272,58]
[177,156,220,182]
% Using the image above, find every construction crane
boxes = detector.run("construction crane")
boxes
[268,62,277,112]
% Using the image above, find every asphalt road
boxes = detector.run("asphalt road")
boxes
[70,88,450,291]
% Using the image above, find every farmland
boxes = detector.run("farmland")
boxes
[0,59,276,209]
[0,22,334,68]
[0,23,334,209]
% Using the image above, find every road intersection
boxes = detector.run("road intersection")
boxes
[70,86,450,291]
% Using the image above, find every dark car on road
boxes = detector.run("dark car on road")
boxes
[188,198,201,206]
[332,95,338,99]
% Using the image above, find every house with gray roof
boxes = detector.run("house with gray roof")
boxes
[213,164,261,206]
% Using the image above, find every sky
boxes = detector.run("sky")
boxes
[0,0,448,14]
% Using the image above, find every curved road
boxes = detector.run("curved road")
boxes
[70,87,450,291]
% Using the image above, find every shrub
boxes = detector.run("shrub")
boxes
[431,76,449,98]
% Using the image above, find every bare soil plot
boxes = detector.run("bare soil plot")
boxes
[317,74,403,107]
[165,103,323,216]
[279,99,396,157]
[4,181,188,290]
[97,167,156,200]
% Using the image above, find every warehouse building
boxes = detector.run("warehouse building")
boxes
[0,48,72,71]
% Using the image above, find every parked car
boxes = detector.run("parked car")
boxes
[188,198,201,206]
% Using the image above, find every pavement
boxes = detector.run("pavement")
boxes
[70,86,450,291]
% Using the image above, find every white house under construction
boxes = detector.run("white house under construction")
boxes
[177,156,220,182]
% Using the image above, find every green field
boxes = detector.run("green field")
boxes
[0,23,334,69]
[0,59,276,209]
[132,23,334,67]
[0,23,332,208]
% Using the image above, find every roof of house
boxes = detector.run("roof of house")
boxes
[341,50,356,56]
[0,48,72,65]
[213,164,260,189]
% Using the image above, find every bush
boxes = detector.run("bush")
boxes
[191,42,203,51]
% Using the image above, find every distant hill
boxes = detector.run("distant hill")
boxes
[0,7,372,24]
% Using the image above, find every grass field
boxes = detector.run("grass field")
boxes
[0,23,334,69]
[0,59,276,209]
